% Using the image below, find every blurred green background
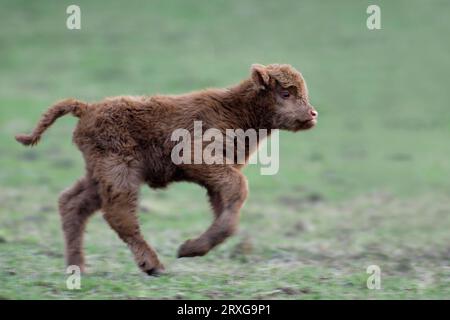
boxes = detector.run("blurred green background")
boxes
[0,0,449,299]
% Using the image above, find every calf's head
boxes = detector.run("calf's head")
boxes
[251,63,318,132]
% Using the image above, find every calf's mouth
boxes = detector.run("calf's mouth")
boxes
[295,118,317,131]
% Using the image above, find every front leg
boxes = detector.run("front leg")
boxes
[178,166,248,258]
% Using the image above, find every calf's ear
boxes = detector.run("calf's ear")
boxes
[251,64,270,89]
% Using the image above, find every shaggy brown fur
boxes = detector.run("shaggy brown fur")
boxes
[15,64,318,275]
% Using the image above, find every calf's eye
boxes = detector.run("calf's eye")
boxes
[281,90,290,99]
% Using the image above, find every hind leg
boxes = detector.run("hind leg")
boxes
[58,177,101,272]
[97,157,164,275]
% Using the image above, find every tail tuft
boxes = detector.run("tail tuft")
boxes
[15,134,40,146]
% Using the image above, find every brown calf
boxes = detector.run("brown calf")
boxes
[15,64,318,275]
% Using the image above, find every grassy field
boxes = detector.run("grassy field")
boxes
[0,0,449,299]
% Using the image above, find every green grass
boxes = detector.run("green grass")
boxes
[0,0,449,299]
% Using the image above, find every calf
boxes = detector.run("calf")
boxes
[15,63,318,275]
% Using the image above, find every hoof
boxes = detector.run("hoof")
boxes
[139,261,165,277]
[145,266,165,277]
[177,239,209,258]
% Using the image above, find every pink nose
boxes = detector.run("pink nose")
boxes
[310,109,318,118]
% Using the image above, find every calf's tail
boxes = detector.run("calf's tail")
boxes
[15,98,87,147]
